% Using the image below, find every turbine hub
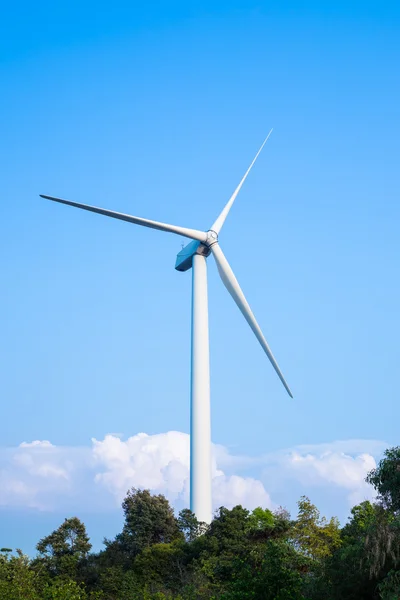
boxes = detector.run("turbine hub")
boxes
[205,230,218,246]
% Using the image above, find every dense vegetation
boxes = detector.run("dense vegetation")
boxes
[1,445,400,599]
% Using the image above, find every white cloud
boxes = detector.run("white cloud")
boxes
[92,431,191,503]
[19,440,54,448]
[213,474,273,511]
[91,431,273,513]
[0,432,386,520]
[13,451,69,480]
[0,445,88,511]
[272,448,378,506]
[289,450,376,489]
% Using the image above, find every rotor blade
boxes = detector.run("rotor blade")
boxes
[211,243,293,397]
[40,195,208,243]
[210,129,273,234]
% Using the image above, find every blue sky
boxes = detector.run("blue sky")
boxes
[1,0,399,554]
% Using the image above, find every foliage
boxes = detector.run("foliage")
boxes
[221,540,308,600]
[103,488,182,567]
[378,569,400,600]
[292,496,341,561]
[36,517,92,578]
[365,507,400,578]
[177,509,208,541]
[0,549,41,600]
[367,446,400,513]
[315,502,379,600]
[42,578,95,599]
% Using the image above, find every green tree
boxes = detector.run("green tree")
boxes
[133,542,187,594]
[43,578,88,599]
[247,507,291,543]
[103,489,182,566]
[378,569,400,600]
[342,500,377,539]
[365,506,400,579]
[0,549,41,600]
[248,507,274,531]
[199,505,250,584]
[36,517,92,578]
[367,447,400,513]
[292,496,341,561]
[178,509,208,542]
[222,539,307,600]
[94,565,141,599]
[316,502,385,600]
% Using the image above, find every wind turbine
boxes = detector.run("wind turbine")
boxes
[40,130,292,525]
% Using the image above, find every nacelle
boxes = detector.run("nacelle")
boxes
[175,240,210,272]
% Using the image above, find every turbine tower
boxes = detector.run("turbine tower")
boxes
[40,130,292,525]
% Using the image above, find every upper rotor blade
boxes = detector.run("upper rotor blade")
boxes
[211,243,293,397]
[210,129,273,234]
[40,195,207,243]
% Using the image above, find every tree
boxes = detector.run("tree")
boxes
[133,542,186,594]
[190,505,251,589]
[103,489,182,564]
[367,446,400,513]
[365,506,400,579]
[222,540,308,600]
[36,517,92,578]
[247,507,274,531]
[342,501,377,540]
[42,578,89,599]
[315,502,394,600]
[292,496,341,561]
[0,549,41,600]
[95,565,140,600]
[247,507,291,543]
[178,509,208,542]
[378,569,400,600]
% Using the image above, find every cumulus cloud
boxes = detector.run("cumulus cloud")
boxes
[0,432,386,519]
[91,431,273,511]
[19,440,54,448]
[0,461,60,511]
[0,443,90,511]
[92,431,191,504]
[213,474,273,511]
[265,447,378,507]
[289,450,376,489]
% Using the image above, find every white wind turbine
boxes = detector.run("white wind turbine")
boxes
[40,130,292,525]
